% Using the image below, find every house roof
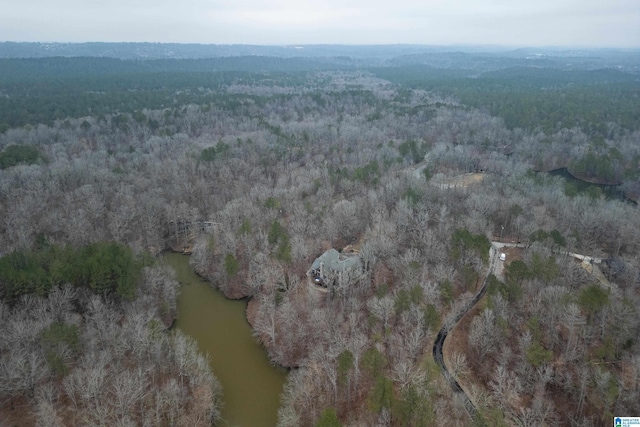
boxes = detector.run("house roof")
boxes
[311,249,360,272]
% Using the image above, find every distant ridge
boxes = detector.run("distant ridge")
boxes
[0,42,468,60]
[1,42,638,72]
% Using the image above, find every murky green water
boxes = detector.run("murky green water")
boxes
[548,167,626,201]
[164,253,286,427]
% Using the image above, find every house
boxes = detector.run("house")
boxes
[309,248,363,291]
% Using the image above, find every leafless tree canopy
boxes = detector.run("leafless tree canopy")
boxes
[1,65,639,426]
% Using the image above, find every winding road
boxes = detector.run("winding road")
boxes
[432,241,607,420]
[432,244,499,419]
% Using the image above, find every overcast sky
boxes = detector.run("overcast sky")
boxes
[1,0,638,47]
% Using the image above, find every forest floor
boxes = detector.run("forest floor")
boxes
[0,395,35,427]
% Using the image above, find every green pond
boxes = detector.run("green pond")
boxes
[164,253,286,427]
[548,167,626,201]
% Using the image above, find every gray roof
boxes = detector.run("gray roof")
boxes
[311,249,360,272]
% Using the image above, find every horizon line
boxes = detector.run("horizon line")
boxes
[2,40,639,50]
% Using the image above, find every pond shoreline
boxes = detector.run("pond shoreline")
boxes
[535,167,636,204]
[534,166,622,185]
[164,252,287,427]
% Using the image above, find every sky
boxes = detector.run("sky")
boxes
[1,0,639,47]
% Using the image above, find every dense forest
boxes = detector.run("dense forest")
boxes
[1,47,639,426]
[374,66,640,134]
